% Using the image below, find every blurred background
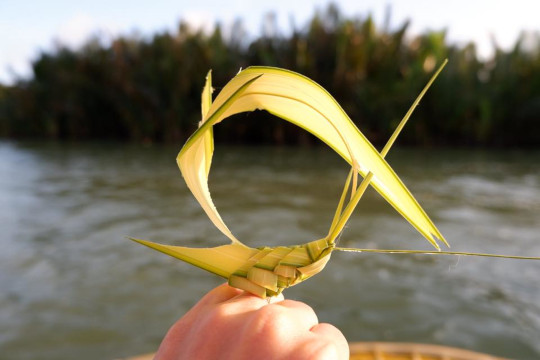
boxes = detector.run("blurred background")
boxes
[1,1,539,359]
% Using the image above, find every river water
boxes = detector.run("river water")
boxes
[1,141,539,359]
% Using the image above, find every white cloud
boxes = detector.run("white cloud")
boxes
[55,13,99,47]
[54,13,121,49]
[181,10,216,35]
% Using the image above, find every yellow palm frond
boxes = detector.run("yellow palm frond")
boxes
[131,62,451,297]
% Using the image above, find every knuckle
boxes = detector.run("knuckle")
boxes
[206,303,230,324]
[249,305,289,340]
[298,339,342,360]
[314,342,341,360]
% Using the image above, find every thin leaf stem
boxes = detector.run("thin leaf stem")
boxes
[381,59,448,158]
[334,247,540,260]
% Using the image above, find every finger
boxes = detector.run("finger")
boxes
[276,299,314,311]
[196,283,243,307]
[310,323,349,360]
[225,290,282,312]
[274,299,319,328]
[232,290,284,303]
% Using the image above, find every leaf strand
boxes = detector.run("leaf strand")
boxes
[335,247,540,260]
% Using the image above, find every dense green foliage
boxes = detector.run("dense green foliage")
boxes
[1,5,539,146]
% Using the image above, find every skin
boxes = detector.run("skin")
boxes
[154,283,349,360]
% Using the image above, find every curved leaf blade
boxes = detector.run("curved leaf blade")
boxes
[178,67,444,248]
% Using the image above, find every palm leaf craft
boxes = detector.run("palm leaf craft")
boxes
[131,61,539,298]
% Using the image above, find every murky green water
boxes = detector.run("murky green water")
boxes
[1,141,539,359]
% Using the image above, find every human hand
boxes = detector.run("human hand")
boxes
[154,283,349,360]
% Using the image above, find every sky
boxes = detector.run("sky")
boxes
[1,0,539,84]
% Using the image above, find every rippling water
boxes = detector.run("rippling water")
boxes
[1,141,539,359]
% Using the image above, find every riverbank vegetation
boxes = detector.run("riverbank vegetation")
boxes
[1,4,539,147]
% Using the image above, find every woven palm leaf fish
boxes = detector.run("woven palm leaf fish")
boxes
[130,238,334,298]
[131,65,448,298]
